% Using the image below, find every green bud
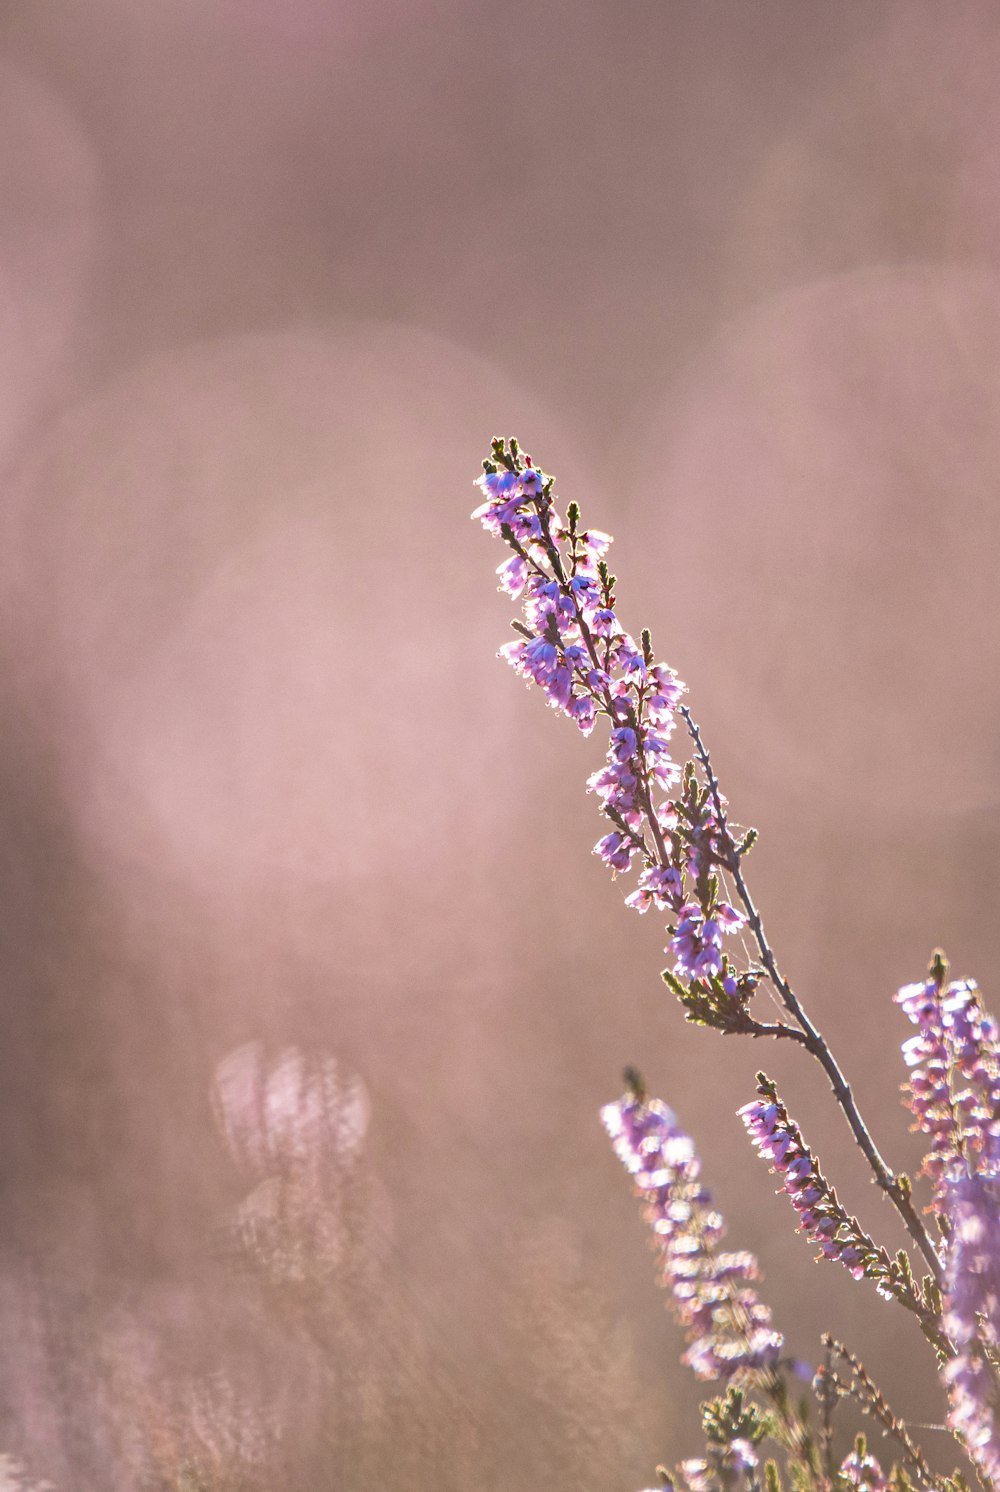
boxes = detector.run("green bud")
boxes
[661,968,687,999]
[755,1072,778,1101]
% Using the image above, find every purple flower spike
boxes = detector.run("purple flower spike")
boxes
[473,441,759,1034]
[940,1172,1000,1486]
[895,965,1000,1209]
[739,1081,901,1303]
[894,961,1000,1484]
[603,1088,783,1384]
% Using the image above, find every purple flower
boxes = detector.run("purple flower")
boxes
[625,865,683,915]
[593,832,634,873]
[495,553,528,598]
[670,906,724,981]
[651,663,685,706]
[568,695,597,734]
[525,577,575,630]
[589,607,618,637]
[471,468,526,530]
[643,733,673,760]
[509,511,542,545]
[715,903,746,932]
[613,633,646,678]
[498,639,526,671]
[568,573,599,605]
[473,467,519,504]
[610,726,638,763]
[586,761,639,821]
[544,665,573,711]
[580,527,612,559]
[520,464,544,496]
[522,636,559,683]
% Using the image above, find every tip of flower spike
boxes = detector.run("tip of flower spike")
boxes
[623,1064,646,1103]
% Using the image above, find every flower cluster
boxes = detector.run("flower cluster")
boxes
[894,956,1000,1485]
[473,439,752,1010]
[896,960,1000,1202]
[602,1082,783,1383]
[940,1172,1000,1488]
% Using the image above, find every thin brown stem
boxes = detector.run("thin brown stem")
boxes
[823,1335,941,1489]
[679,706,942,1283]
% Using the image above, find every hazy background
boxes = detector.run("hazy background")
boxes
[0,2,999,1486]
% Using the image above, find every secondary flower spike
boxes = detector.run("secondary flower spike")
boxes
[941,1172,1000,1488]
[895,957,1000,1206]
[602,1082,783,1382]
[737,1075,941,1337]
[895,955,1000,1483]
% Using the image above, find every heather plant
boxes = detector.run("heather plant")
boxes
[472,437,1000,1492]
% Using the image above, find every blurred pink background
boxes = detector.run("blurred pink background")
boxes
[0,2,999,1486]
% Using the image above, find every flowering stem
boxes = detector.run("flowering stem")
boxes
[822,1336,940,1489]
[679,707,942,1282]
